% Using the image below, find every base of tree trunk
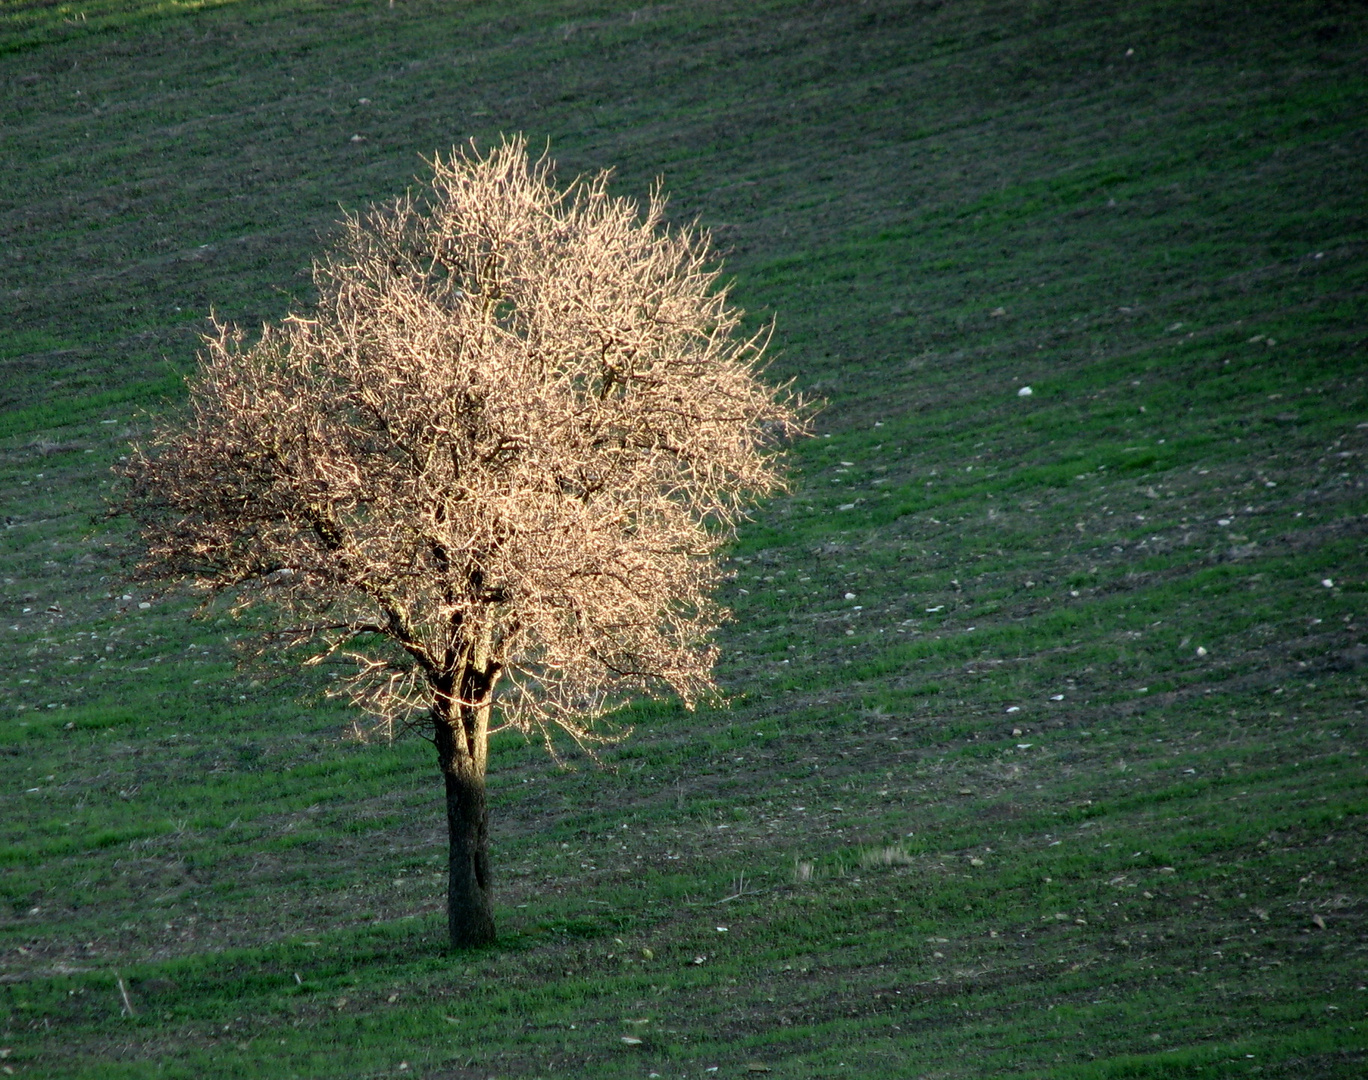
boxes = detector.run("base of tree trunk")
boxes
[445,767,496,948]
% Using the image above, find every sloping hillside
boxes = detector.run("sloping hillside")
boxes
[1,1,1365,1075]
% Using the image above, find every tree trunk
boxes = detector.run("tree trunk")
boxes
[434,645,499,949]
[442,754,495,948]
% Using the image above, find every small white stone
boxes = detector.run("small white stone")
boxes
[1321,578,1334,588]
[1018,385,1033,397]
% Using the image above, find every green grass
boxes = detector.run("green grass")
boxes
[2,0,1366,1076]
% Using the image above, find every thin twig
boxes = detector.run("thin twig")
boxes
[114,970,136,1017]
[714,872,768,904]
[715,888,768,904]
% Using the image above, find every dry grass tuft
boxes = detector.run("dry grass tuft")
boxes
[858,845,914,869]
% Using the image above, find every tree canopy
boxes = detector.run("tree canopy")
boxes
[127,138,803,748]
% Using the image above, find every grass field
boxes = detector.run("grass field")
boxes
[2,0,1367,1076]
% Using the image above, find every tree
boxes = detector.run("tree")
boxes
[121,138,805,948]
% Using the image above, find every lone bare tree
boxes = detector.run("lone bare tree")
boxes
[121,138,804,947]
